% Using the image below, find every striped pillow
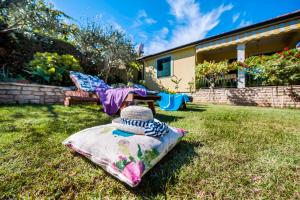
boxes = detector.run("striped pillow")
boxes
[70,71,110,92]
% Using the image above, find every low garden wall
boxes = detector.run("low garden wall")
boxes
[192,85,300,108]
[0,82,69,104]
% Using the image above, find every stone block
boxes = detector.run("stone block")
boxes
[22,87,40,91]
[45,99,56,104]
[7,90,21,95]
[46,92,55,95]
[0,90,6,94]
[17,99,29,104]
[54,88,64,92]
[33,92,44,96]
[0,94,14,99]
[0,85,22,90]
[40,88,54,92]
[55,92,64,96]
[29,99,41,104]
[21,91,32,95]
[16,95,40,100]
[0,99,15,104]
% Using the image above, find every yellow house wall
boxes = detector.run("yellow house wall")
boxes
[144,47,195,92]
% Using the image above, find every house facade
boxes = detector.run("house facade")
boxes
[140,11,300,92]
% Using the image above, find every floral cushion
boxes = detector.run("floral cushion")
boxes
[62,124,185,187]
[69,71,111,92]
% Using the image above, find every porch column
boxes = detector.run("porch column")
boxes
[237,43,246,88]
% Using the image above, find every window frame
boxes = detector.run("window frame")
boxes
[155,56,173,79]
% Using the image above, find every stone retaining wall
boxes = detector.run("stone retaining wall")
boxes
[192,85,300,108]
[1,82,300,108]
[0,82,69,104]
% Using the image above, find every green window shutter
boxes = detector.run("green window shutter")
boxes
[162,61,170,77]
[157,57,171,78]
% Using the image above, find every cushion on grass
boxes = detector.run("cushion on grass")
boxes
[63,124,185,187]
[70,71,111,92]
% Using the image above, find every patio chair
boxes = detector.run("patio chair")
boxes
[64,71,161,114]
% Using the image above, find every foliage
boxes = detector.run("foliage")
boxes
[74,20,138,83]
[244,48,300,86]
[1,1,140,86]
[0,0,77,41]
[171,75,182,92]
[138,80,146,86]
[187,78,195,93]
[28,52,82,85]
[196,60,239,88]
[126,61,142,82]
[0,0,80,83]
[163,88,176,94]
[0,65,13,81]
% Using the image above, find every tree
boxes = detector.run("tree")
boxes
[102,26,137,82]
[74,21,106,75]
[0,0,76,41]
[74,20,138,82]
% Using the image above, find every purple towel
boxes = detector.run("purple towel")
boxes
[96,87,147,115]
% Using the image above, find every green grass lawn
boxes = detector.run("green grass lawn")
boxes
[0,104,299,199]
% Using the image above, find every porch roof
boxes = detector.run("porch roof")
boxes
[196,18,300,52]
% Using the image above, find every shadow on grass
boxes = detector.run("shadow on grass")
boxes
[155,113,184,123]
[47,105,58,118]
[155,104,207,122]
[18,104,112,145]
[130,140,203,197]
[179,104,207,112]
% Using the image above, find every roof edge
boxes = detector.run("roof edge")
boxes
[139,9,300,60]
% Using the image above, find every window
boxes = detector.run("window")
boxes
[157,57,171,78]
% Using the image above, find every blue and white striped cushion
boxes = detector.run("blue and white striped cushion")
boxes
[70,71,111,92]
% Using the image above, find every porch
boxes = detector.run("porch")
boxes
[195,18,300,89]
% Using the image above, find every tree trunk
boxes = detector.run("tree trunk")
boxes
[105,65,111,83]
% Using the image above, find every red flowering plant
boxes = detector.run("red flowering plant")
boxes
[256,48,300,85]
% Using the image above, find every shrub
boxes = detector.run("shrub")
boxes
[28,52,82,86]
[195,60,239,88]
[244,48,300,85]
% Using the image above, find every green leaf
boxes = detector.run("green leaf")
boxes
[137,144,143,160]
[115,159,129,171]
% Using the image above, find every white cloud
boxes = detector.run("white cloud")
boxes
[239,19,252,28]
[144,0,233,54]
[138,10,147,18]
[146,27,170,54]
[111,21,125,33]
[137,31,149,41]
[133,10,157,27]
[232,13,240,23]
[145,18,157,25]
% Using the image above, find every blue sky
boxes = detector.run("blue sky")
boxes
[49,0,299,55]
